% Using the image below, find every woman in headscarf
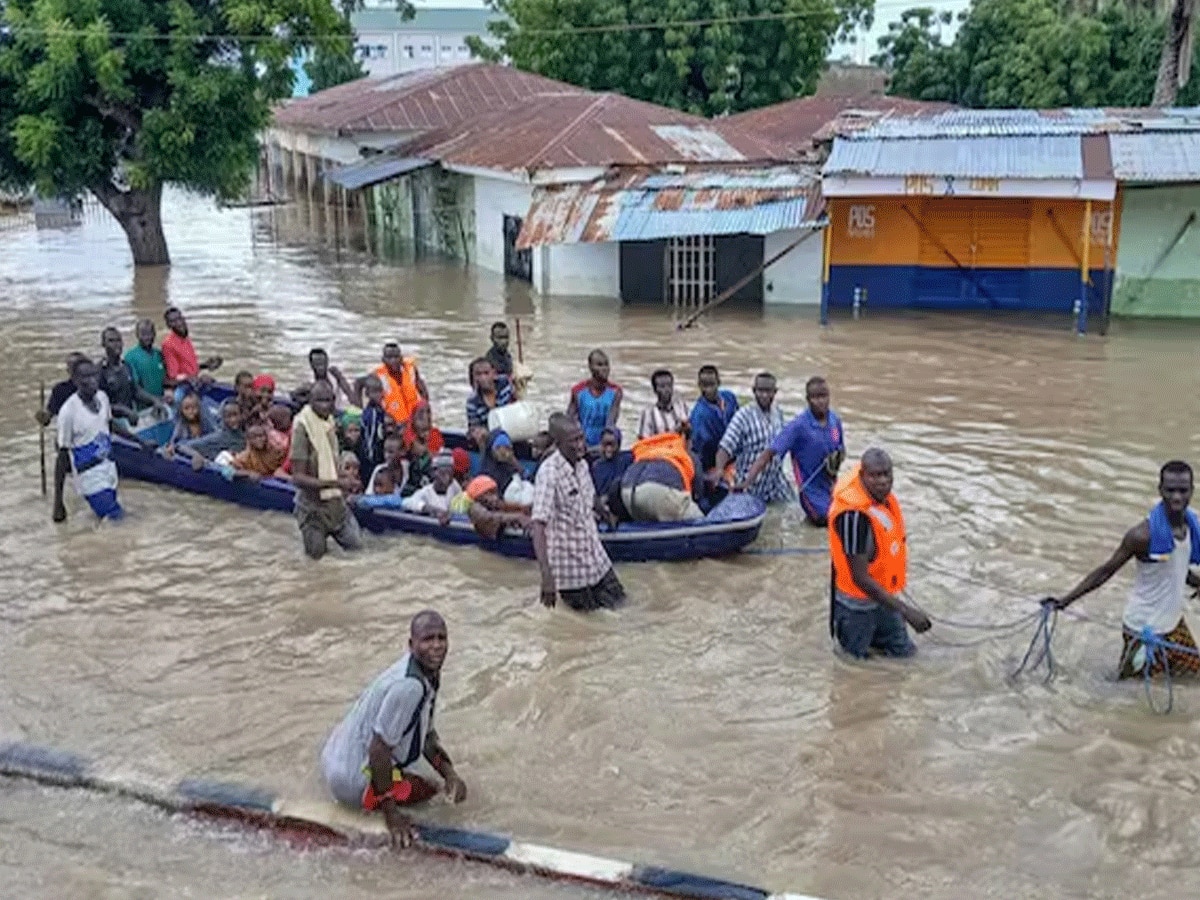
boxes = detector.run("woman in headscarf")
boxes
[481,429,533,509]
[167,390,216,449]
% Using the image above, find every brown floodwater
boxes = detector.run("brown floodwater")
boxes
[4,192,1200,899]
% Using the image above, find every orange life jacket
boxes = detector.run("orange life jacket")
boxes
[374,360,422,426]
[827,463,907,602]
[631,432,695,492]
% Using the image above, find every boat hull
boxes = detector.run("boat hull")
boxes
[111,438,766,563]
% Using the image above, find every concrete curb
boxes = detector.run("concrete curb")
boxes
[0,740,823,900]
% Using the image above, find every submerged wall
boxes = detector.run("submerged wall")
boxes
[1111,185,1200,318]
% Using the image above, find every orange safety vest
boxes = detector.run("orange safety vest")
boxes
[374,360,422,426]
[827,463,907,602]
[631,432,695,493]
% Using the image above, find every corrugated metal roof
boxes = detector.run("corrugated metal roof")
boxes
[716,94,952,153]
[848,107,1200,140]
[1110,132,1200,182]
[516,167,822,247]
[823,135,1084,179]
[408,93,791,171]
[324,155,432,190]
[272,63,582,134]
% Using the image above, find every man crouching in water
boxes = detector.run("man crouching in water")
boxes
[321,610,467,848]
[1049,460,1200,678]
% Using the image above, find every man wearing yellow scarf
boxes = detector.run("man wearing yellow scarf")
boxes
[291,382,363,559]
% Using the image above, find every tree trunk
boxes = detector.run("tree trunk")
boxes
[1153,0,1195,107]
[89,180,170,267]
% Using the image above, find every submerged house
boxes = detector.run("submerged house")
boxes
[821,110,1119,326]
[266,64,824,306]
[821,107,1200,326]
[1107,118,1200,317]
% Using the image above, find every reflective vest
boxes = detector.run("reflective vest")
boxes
[374,360,422,426]
[631,432,695,493]
[827,463,907,602]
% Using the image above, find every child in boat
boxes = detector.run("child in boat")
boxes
[367,434,406,496]
[402,434,433,497]
[590,427,629,497]
[338,451,363,496]
[167,391,216,449]
[401,451,462,524]
[230,422,288,480]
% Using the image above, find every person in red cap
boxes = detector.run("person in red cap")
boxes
[451,447,472,488]
[252,374,276,423]
[321,610,467,849]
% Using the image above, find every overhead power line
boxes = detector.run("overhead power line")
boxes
[1,2,966,44]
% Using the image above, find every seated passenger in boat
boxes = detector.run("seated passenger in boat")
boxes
[358,374,394,473]
[233,370,259,425]
[230,421,288,480]
[465,357,514,449]
[481,429,533,509]
[251,374,276,421]
[402,452,462,524]
[369,467,397,496]
[167,391,216,448]
[338,451,363,496]
[367,434,407,496]
[266,403,293,475]
[451,447,471,488]
[171,400,245,471]
[403,401,443,455]
[611,431,704,523]
[450,475,531,539]
[401,433,433,497]
[590,427,629,498]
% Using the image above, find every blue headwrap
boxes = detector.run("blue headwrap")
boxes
[492,431,513,450]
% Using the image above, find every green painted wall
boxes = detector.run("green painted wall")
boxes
[1111,185,1200,318]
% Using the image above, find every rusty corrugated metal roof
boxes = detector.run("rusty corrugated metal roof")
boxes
[516,167,822,247]
[406,93,793,172]
[271,64,583,134]
[714,94,952,154]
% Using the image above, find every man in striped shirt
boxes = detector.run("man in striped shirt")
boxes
[637,369,690,439]
[714,373,792,504]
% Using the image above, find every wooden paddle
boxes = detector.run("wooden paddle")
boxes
[39,379,47,496]
[512,318,534,399]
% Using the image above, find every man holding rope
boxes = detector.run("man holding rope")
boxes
[1049,460,1200,678]
[828,448,931,658]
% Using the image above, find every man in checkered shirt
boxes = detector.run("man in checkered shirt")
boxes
[531,414,625,611]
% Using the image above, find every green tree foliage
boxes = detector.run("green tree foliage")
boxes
[875,0,1199,108]
[471,0,875,116]
[0,0,345,266]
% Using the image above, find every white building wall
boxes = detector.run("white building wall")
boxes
[762,228,824,305]
[542,242,620,296]
[472,174,535,277]
[356,28,481,77]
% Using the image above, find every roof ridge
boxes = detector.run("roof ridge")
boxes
[525,93,609,169]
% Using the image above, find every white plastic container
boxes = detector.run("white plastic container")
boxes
[488,401,541,441]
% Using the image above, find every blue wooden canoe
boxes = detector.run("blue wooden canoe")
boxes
[110,388,766,563]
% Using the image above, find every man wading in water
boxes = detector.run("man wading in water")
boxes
[290,381,363,559]
[1049,461,1200,678]
[321,610,467,848]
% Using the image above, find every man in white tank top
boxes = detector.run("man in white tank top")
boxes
[1050,461,1200,678]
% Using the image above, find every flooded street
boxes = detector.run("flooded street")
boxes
[4,192,1200,899]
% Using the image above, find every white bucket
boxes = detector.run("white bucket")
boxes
[488,401,541,441]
